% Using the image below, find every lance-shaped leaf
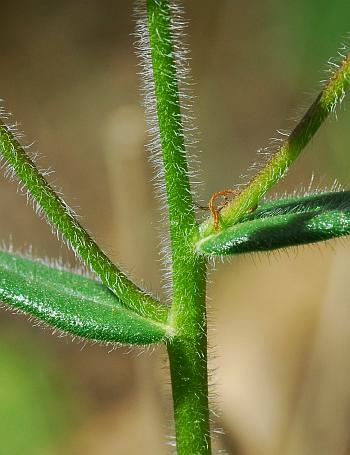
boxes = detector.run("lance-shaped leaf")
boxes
[0,250,170,345]
[196,191,350,256]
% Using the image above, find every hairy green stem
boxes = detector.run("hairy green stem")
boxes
[146,0,211,452]
[0,121,167,323]
[200,52,350,238]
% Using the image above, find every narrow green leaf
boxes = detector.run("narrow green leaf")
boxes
[196,191,350,256]
[0,251,170,345]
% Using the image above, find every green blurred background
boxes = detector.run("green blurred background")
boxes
[0,1,350,454]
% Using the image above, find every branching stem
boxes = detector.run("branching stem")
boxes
[0,121,167,323]
[2,2,350,453]
[199,52,350,238]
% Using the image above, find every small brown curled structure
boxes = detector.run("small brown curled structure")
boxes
[208,189,240,231]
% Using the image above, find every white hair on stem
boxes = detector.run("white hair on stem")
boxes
[234,37,350,195]
[0,103,86,257]
[133,0,202,302]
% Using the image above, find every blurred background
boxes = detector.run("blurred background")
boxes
[0,0,350,453]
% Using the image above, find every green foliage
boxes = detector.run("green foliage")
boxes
[0,0,349,454]
[197,191,350,256]
[199,52,350,238]
[0,120,167,323]
[0,250,169,345]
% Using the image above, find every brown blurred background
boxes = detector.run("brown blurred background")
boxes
[0,0,350,454]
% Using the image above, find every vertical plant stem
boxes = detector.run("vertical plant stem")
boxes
[146,0,211,452]
[167,262,210,454]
